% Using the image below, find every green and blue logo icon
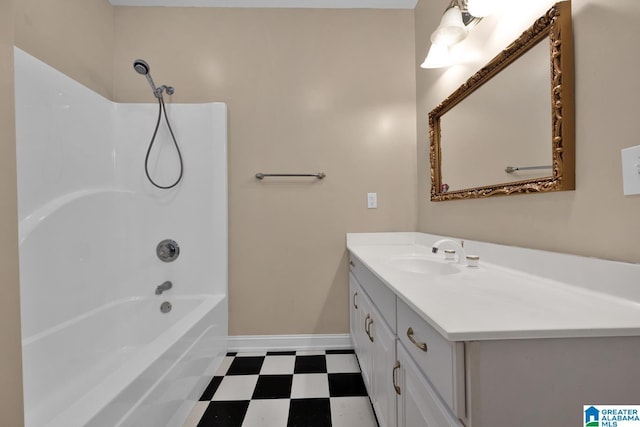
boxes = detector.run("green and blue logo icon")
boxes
[585,406,599,427]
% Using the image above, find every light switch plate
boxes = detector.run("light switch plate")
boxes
[367,192,377,209]
[621,145,640,195]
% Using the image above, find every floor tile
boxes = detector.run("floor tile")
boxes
[326,354,361,374]
[215,356,235,376]
[197,400,249,427]
[212,375,259,401]
[295,350,326,356]
[290,374,330,399]
[294,355,327,374]
[326,349,355,355]
[182,402,209,427]
[242,399,290,427]
[330,396,378,427]
[260,355,296,375]
[235,351,267,357]
[328,373,368,397]
[184,349,373,427]
[287,398,332,427]
[199,376,224,401]
[226,356,265,375]
[252,375,293,399]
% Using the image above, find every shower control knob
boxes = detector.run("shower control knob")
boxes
[156,239,180,262]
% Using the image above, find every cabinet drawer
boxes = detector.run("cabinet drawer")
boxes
[349,255,396,333]
[397,298,465,417]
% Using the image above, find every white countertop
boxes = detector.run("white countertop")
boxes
[347,233,640,341]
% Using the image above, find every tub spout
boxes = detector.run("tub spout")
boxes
[155,280,173,295]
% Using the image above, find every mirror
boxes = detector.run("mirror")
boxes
[429,2,574,201]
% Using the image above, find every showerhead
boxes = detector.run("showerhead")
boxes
[133,59,150,75]
[133,59,174,99]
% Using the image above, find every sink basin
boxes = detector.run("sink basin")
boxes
[386,256,460,275]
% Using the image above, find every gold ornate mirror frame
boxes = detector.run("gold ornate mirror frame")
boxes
[429,1,574,201]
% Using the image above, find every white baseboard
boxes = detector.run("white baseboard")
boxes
[228,334,353,353]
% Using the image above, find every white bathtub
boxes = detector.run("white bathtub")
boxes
[22,294,226,427]
[15,48,228,427]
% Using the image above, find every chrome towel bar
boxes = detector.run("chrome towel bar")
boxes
[255,172,326,180]
[505,165,552,174]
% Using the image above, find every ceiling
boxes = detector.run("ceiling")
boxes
[108,0,418,8]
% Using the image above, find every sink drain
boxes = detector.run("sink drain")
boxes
[160,301,172,313]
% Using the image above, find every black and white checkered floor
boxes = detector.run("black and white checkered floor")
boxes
[182,349,379,427]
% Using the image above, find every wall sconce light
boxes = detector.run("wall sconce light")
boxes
[421,43,452,69]
[467,0,497,18]
[420,0,484,69]
[431,4,468,47]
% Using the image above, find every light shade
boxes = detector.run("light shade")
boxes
[420,43,451,69]
[467,0,495,18]
[430,5,468,47]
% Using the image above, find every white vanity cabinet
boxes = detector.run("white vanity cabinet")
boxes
[348,233,640,427]
[349,255,468,427]
[349,263,397,427]
[349,256,640,427]
[350,256,461,427]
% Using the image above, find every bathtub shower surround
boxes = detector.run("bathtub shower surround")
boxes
[14,47,228,427]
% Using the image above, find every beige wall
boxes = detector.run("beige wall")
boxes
[113,8,417,335]
[416,0,640,264]
[14,0,115,98]
[7,4,415,417]
[0,0,24,424]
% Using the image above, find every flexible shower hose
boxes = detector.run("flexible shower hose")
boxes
[144,96,183,189]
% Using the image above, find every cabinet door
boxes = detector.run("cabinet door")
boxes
[396,344,463,427]
[349,277,359,345]
[370,307,397,427]
[350,273,373,391]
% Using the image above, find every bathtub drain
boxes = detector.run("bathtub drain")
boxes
[160,301,172,313]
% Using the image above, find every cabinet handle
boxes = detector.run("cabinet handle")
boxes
[367,317,374,342]
[353,291,358,309]
[406,327,428,352]
[392,361,401,395]
[364,314,371,336]
[350,260,355,267]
